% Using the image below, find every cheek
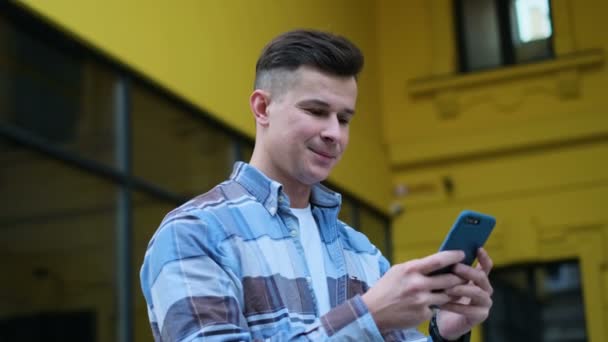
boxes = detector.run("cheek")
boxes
[341,129,350,148]
[290,122,319,142]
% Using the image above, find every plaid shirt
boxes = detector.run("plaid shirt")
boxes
[140,162,430,341]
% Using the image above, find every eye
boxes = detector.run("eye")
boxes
[338,115,351,125]
[306,108,326,116]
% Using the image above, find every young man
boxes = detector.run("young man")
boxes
[140,29,493,341]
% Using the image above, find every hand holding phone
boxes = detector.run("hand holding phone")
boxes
[429,210,495,276]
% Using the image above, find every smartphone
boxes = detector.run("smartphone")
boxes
[430,210,496,275]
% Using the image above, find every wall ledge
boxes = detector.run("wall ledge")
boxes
[408,49,604,97]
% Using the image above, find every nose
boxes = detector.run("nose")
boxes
[320,115,341,143]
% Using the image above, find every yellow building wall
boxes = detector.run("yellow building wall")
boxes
[376,0,608,341]
[17,0,392,212]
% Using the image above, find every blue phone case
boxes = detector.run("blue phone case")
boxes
[431,210,495,275]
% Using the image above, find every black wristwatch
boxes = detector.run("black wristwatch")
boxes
[428,313,471,342]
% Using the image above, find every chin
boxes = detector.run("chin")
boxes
[306,167,333,184]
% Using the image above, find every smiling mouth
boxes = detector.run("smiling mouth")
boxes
[310,148,337,159]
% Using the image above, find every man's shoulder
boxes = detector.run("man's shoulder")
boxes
[177,179,254,213]
[335,220,379,256]
[147,179,259,256]
[155,179,257,238]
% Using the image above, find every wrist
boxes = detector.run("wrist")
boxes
[429,313,471,342]
[361,292,386,332]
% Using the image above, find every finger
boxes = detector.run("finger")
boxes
[427,291,456,307]
[426,273,467,291]
[410,250,466,275]
[445,284,492,307]
[452,263,493,295]
[450,295,470,305]
[439,302,489,322]
[477,248,493,275]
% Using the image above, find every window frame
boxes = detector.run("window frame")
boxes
[454,0,556,73]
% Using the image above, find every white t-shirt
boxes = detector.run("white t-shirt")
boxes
[290,205,331,315]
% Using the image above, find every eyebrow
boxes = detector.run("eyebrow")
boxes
[297,99,355,116]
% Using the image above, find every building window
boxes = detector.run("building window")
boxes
[483,260,587,342]
[455,0,554,72]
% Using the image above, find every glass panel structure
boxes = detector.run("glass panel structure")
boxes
[484,260,587,342]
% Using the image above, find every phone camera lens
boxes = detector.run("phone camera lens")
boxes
[465,217,480,225]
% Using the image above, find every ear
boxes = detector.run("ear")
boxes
[249,89,271,127]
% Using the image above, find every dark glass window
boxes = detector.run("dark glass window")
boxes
[236,138,254,163]
[484,260,587,342]
[0,137,117,342]
[131,84,233,196]
[0,311,96,342]
[0,16,117,167]
[455,0,554,72]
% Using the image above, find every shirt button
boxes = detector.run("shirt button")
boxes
[290,229,298,238]
[306,276,312,284]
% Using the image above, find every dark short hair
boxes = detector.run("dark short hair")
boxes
[254,29,364,90]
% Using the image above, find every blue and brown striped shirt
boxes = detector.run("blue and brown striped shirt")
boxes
[140,162,429,341]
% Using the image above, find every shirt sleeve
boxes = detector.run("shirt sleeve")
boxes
[140,215,251,341]
[140,215,393,341]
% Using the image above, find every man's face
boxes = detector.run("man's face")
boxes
[262,66,357,186]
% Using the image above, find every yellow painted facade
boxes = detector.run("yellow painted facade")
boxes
[376,1,608,341]
[16,0,608,341]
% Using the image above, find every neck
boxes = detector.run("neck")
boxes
[282,183,312,208]
[249,156,312,209]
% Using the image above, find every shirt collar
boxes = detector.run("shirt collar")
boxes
[230,162,341,215]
